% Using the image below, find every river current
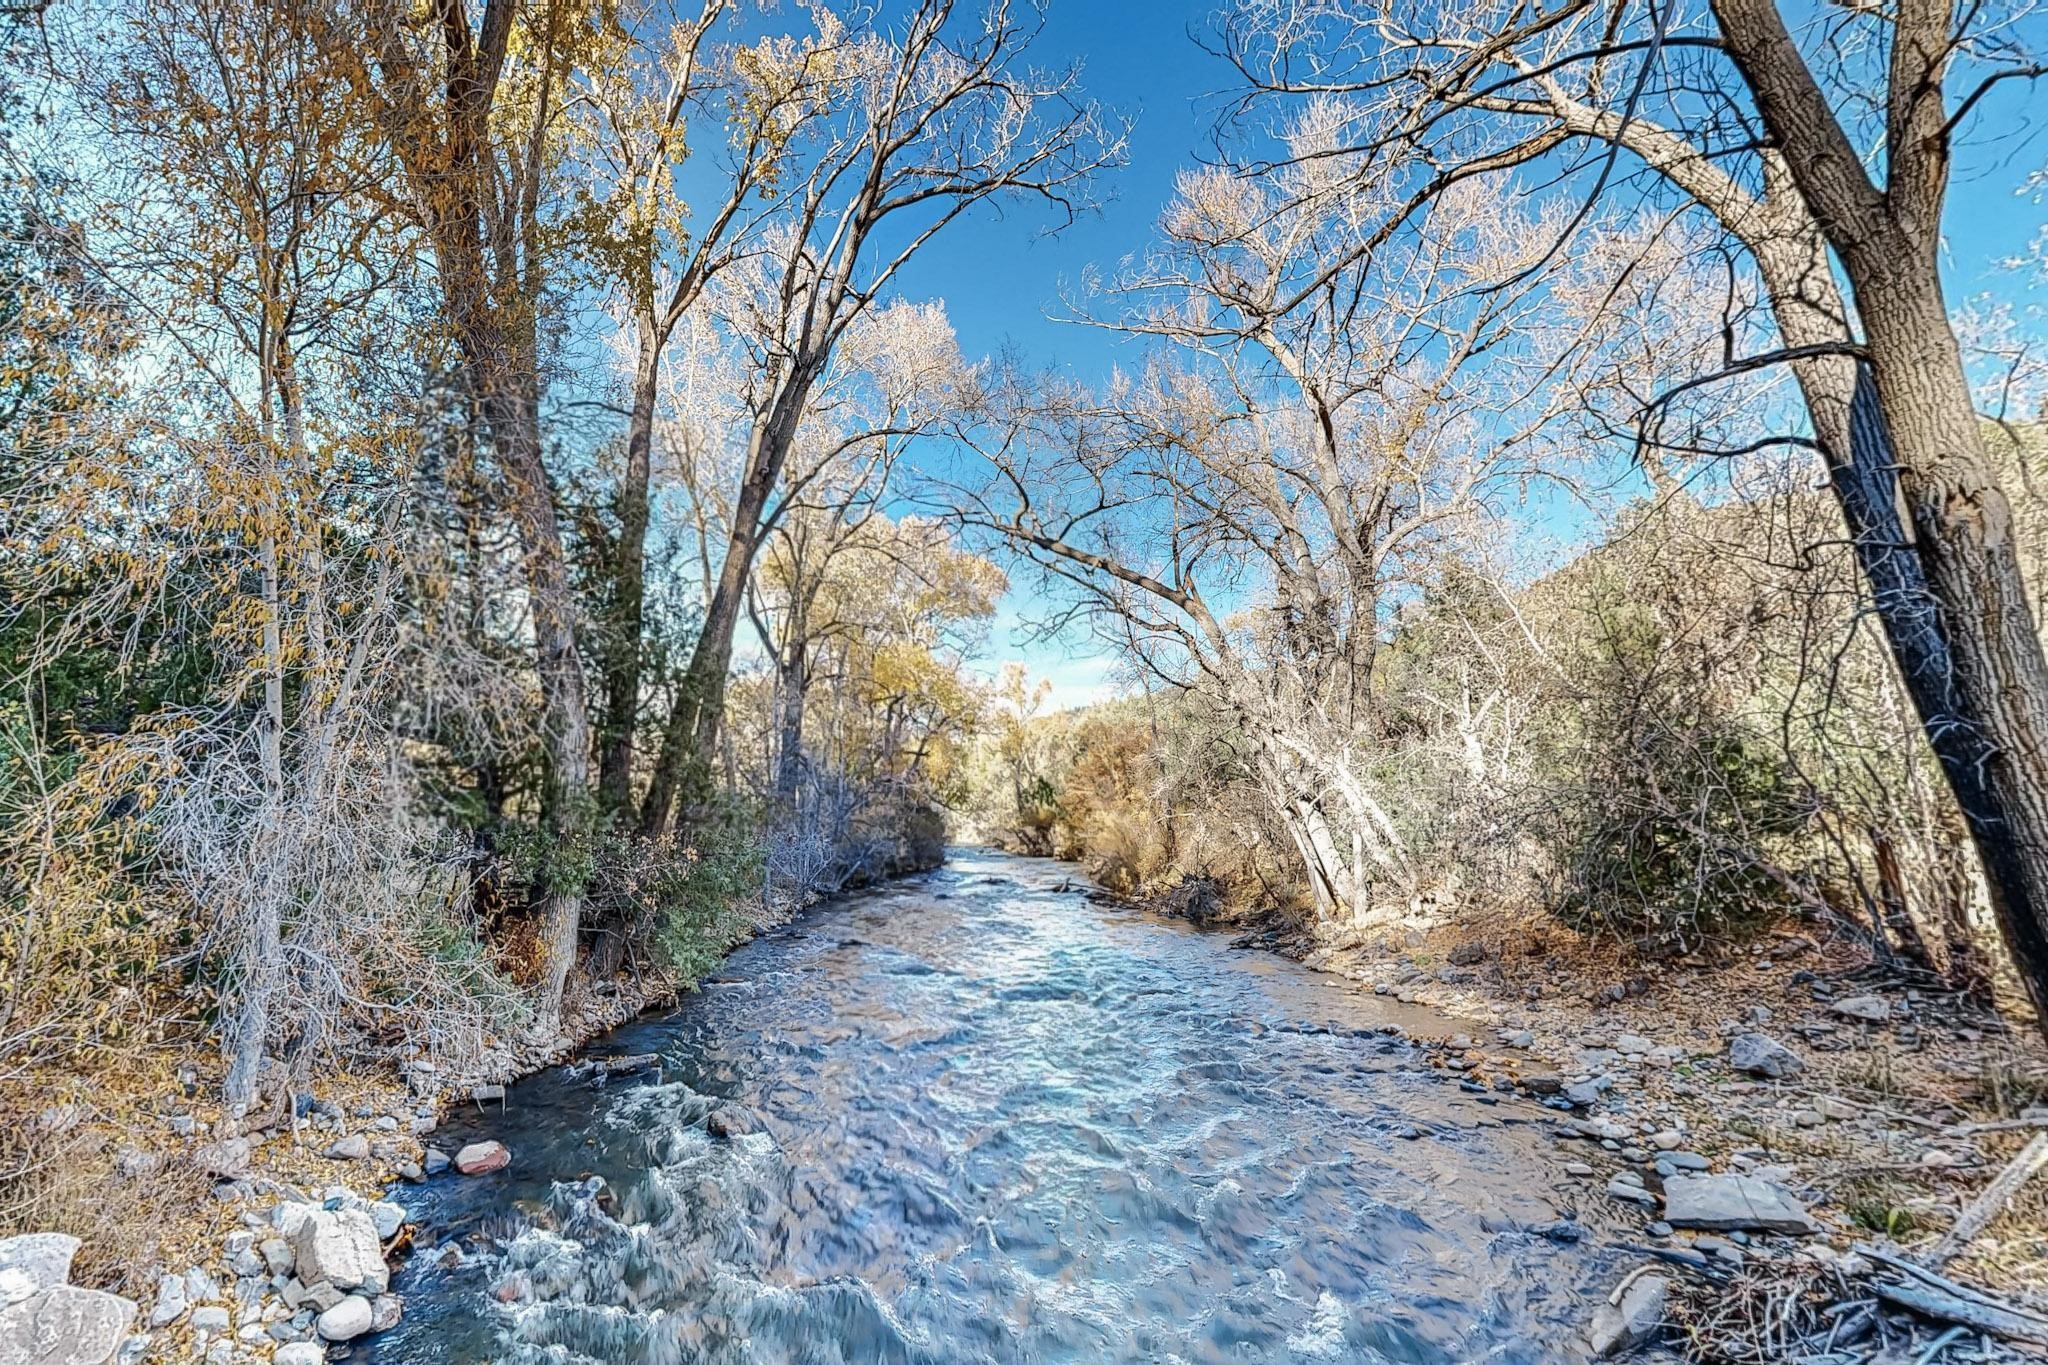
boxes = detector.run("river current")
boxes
[364,849,1636,1364]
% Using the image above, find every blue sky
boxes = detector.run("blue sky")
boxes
[858,2,2048,710]
[889,3,1252,708]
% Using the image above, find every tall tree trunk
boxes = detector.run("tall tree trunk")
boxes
[597,329,660,816]
[1711,0,2048,1033]
[1851,275,2048,1031]
[480,379,592,1027]
[640,364,819,836]
[774,637,807,804]
[1765,228,2048,1022]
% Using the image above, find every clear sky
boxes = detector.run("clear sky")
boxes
[814,2,2048,711]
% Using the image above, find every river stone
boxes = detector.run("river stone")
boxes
[321,1135,369,1161]
[260,1239,294,1276]
[367,1202,406,1240]
[0,1270,37,1308]
[1831,995,1890,1023]
[370,1294,401,1332]
[290,1210,385,1293]
[315,1295,372,1342]
[1662,1174,1818,1235]
[1727,1032,1804,1079]
[1589,1273,1668,1357]
[454,1141,510,1175]
[0,1235,80,1295]
[0,1285,137,1365]
[146,1274,187,1328]
[1606,1176,1658,1206]
[193,1138,252,1180]
[273,1345,324,1365]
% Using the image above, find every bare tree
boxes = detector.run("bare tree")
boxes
[11,0,516,1112]
[950,144,1620,923]
[1217,0,2048,1027]
[635,0,1120,837]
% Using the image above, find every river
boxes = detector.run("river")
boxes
[363,849,1639,1363]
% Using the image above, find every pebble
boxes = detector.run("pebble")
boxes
[368,1202,406,1240]
[1727,1032,1804,1079]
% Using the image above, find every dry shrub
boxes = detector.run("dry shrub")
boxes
[0,1106,212,1295]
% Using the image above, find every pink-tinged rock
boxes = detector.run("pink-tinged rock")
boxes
[454,1141,510,1175]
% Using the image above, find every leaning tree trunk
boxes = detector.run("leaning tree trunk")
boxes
[640,362,821,837]
[1746,204,2029,1007]
[1709,0,2048,1034]
[1850,269,2048,1033]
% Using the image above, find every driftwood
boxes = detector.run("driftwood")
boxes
[1925,1131,2048,1270]
[1856,1244,2048,1347]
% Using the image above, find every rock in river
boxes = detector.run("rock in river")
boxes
[455,1140,511,1175]
[1662,1174,1818,1235]
[1589,1273,1667,1357]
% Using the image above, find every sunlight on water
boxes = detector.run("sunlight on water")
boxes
[366,851,1638,1364]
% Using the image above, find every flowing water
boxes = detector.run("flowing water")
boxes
[365,850,1639,1364]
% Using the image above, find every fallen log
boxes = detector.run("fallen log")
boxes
[1869,1280,2048,1347]
[1856,1244,2048,1347]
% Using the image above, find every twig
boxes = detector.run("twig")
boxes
[1911,1325,1966,1364]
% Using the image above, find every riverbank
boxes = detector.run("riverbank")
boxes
[0,836,964,1364]
[14,848,2045,1362]
[1246,904,2048,1358]
[2,966,685,1363]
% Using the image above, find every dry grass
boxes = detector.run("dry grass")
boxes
[0,1060,224,1294]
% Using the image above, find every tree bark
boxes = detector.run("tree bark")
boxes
[639,362,820,836]
[596,329,660,816]
[480,380,592,1025]
[1711,0,2048,1032]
